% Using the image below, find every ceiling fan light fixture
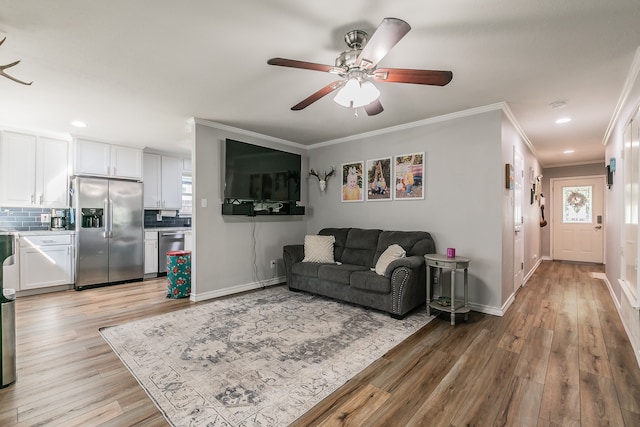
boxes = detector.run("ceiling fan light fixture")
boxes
[333,79,380,108]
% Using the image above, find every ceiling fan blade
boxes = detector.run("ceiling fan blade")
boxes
[364,99,384,116]
[267,57,335,73]
[291,80,344,110]
[356,18,411,69]
[372,68,453,86]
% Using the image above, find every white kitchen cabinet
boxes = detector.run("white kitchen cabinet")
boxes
[144,231,158,274]
[73,138,142,180]
[143,153,182,209]
[0,131,68,207]
[18,234,74,290]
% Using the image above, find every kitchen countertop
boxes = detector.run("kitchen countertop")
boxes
[1,230,75,236]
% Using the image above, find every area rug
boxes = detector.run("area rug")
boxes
[100,286,432,426]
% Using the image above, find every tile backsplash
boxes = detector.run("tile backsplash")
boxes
[144,210,191,228]
[0,207,55,231]
[0,207,191,231]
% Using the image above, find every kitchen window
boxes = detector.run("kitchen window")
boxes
[180,173,192,216]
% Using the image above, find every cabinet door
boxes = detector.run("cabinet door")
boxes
[19,245,73,290]
[74,138,111,176]
[0,131,37,206]
[143,153,162,208]
[144,237,158,274]
[161,155,182,209]
[111,145,143,180]
[37,137,69,207]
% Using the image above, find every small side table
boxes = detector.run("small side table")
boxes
[425,254,471,325]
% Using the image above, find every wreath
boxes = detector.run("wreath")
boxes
[566,191,588,213]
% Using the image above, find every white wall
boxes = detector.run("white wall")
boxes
[191,120,309,300]
[603,48,640,363]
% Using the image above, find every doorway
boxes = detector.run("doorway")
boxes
[513,149,524,293]
[551,176,605,263]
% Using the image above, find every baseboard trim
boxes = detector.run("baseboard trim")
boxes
[600,275,640,369]
[190,277,285,302]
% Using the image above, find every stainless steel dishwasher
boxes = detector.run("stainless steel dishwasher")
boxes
[158,230,185,275]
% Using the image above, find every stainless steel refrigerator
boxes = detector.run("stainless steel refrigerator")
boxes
[71,177,144,289]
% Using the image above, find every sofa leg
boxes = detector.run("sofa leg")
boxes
[390,313,405,320]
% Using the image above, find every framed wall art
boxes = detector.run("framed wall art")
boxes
[341,161,364,202]
[394,152,424,200]
[365,157,392,201]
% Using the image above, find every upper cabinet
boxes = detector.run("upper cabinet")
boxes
[0,131,69,207]
[73,138,142,180]
[143,153,182,209]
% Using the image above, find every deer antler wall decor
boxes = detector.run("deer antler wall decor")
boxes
[0,37,33,85]
[309,166,335,192]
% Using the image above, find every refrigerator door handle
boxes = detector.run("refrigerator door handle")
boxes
[108,199,114,238]
[103,199,110,239]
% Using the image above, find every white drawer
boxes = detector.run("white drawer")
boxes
[145,231,158,240]
[20,234,72,247]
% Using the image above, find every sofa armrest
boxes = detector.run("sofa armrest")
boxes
[387,255,426,317]
[384,255,424,277]
[283,244,304,287]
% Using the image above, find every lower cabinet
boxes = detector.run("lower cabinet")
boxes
[144,231,159,275]
[19,234,74,290]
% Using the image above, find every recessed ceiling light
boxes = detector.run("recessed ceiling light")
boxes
[71,120,87,128]
[555,117,572,124]
[563,149,575,154]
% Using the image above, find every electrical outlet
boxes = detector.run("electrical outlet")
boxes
[40,213,51,223]
[270,260,276,269]
[156,213,162,221]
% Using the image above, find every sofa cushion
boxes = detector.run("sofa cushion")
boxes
[373,231,435,264]
[317,264,369,285]
[302,235,335,263]
[291,261,323,278]
[374,244,406,275]
[318,228,350,262]
[350,270,391,294]
[341,228,382,267]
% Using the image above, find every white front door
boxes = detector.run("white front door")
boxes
[513,150,524,292]
[552,177,605,263]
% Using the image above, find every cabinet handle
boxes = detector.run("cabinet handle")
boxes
[31,194,35,204]
[113,167,117,176]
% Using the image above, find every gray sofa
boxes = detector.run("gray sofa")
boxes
[283,227,436,318]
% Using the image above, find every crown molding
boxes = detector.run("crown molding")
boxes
[192,118,307,150]
[309,102,530,150]
[602,46,640,146]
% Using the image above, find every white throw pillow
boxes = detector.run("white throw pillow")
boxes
[302,235,335,263]
[375,244,406,275]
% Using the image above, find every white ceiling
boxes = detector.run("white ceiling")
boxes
[0,1,639,166]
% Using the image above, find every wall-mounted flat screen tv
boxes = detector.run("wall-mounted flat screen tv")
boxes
[224,139,301,202]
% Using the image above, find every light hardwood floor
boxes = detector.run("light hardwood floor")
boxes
[1,261,639,426]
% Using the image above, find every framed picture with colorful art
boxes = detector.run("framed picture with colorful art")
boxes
[365,157,392,201]
[341,161,364,202]
[394,152,424,200]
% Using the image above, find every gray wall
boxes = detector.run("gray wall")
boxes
[191,121,308,300]
[540,163,606,258]
[191,105,541,315]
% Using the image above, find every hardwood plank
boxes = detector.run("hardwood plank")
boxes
[580,371,625,426]
[514,327,553,384]
[538,345,581,425]
[494,376,545,427]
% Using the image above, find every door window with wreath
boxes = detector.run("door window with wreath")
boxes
[562,186,592,223]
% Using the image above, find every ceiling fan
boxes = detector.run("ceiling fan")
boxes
[267,18,452,116]
[0,37,32,86]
